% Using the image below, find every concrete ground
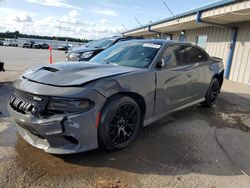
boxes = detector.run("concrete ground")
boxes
[0,46,250,188]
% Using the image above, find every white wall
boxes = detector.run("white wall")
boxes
[171,23,250,85]
[230,22,250,85]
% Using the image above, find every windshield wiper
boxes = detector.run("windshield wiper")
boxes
[103,61,119,66]
[102,60,111,64]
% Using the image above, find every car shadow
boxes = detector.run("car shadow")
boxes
[57,91,250,176]
[14,95,250,178]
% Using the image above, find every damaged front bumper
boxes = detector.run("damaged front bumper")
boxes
[8,78,107,154]
[8,103,102,154]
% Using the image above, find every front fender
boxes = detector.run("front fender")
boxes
[93,71,156,123]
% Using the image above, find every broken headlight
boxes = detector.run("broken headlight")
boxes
[47,97,93,114]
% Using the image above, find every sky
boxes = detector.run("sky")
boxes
[0,0,221,40]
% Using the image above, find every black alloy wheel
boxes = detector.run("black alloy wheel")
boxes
[98,95,141,151]
[201,78,220,107]
[109,103,139,146]
[210,80,220,103]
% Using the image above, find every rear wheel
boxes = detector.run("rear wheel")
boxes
[98,95,141,151]
[201,78,220,107]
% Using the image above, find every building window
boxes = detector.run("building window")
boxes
[179,34,186,42]
[162,33,171,40]
[196,35,207,49]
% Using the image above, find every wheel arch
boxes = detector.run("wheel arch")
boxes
[102,92,146,124]
[212,70,224,89]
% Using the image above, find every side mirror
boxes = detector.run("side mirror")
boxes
[157,59,165,68]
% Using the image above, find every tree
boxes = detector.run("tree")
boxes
[14,31,20,39]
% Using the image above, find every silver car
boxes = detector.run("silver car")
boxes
[8,39,224,154]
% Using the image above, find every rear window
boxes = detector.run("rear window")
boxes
[185,46,208,63]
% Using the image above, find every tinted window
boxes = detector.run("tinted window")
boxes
[161,45,188,67]
[161,46,177,68]
[88,38,115,48]
[173,45,188,66]
[185,46,208,63]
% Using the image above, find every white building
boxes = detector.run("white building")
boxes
[123,0,250,85]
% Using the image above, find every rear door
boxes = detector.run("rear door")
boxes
[154,45,194,115]
[184,45,210,100]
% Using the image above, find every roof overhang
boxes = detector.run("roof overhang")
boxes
[124,0,250,36]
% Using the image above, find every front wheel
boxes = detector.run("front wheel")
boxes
[98,95,141,151]
[201,78,220,107]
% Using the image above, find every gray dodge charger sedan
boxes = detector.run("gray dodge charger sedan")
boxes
[8,39,224,154]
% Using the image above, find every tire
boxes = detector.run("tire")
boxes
[98,95,141,151]
[201,78,220,107]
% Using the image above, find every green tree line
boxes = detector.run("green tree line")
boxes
[0,31,90,43]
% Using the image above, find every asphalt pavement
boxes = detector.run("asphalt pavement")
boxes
[0,46,249,188]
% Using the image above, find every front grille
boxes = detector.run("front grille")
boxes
[9,90,49,115]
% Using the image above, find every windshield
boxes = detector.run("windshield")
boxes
[85,40,94,47]
[90,41,161,68]
[87,38,115,48]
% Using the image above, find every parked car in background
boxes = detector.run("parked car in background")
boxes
[11,41,18,47]
[8,39,224,154]
[3,41,11,46]
[66,36,143,62]
[0,61,5,72]
[57,44,72,51]
[0,41,3,46]
[33,43,41,49]
[33,43,49,49]
[2,39,18,47]
[3,41,9,46]
[66,43,87,53]
[81,40,94,48]
[23,41,35,48]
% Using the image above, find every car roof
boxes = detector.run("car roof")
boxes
[118,39,193,46]
[97,36,121,40]
[101,36,142,41]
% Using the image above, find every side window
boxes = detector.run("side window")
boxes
[173,45,188,66]
[161,45,189,68]
[161,46,177,68]
[185,46,208,63]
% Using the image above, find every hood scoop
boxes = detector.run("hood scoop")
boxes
[40,66,61,72]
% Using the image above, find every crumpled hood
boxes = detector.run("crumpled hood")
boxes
[22,62,139,86]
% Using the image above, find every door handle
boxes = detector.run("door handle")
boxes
[187,72,192,77]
